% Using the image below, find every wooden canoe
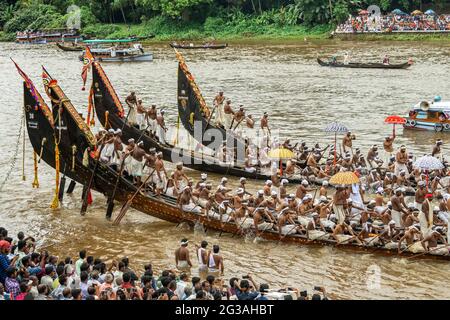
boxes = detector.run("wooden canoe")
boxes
[317,58,412,69]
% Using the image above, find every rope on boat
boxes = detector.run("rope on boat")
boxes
[32,151,39,188]
[0,111,24,192]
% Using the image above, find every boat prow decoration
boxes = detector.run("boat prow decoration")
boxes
[174,50,246,154]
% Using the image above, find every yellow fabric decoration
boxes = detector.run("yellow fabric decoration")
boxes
[50,140,60,209]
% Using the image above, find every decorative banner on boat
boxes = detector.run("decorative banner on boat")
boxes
[175,50,211,118]
[12,59,54,127]
[81,46,94,91]
[91,62,125,118]
[42,66,97,148]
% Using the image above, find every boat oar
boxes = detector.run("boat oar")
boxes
[81,145,105,215]
[106,157,127,219]
[399,241,419,255]
[113,168,156,225]
[406,244,450,261]
[58,164,67,202]
[66,180,76,194]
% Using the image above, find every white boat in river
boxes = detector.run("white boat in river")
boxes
[403,96,450,132]
[79,39,153,63]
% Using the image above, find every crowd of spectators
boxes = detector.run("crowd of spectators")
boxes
[335,12,450,33]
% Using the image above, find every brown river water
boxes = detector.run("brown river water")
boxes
[1,40,450,299]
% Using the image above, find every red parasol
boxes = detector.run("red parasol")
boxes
[384,115,406,137]
[359,10,369,15]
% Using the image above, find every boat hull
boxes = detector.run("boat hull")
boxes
[403,118,450,132]
[317,58,411,69]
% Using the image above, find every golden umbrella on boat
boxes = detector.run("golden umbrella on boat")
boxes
[411,10,423,15]
[268,148,294,176]
[329,171,360,185]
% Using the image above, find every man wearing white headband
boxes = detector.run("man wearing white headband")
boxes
[178,185,201,214]
[146,104,157,135]
[99,128,116,165]
[398,224,423,253]
[390,188,408,228]
[415,181,427,212]
[174,238,192,273]
[296,180,313,200]
[279,179,289,200]
[153,151,168,196]
[156,109,168,144]
[394,145,409,178]
[383,134,395,164]
[128,138,146,185]
[333,185,348,225]
[174,162,189,194]
[421,227,448,256]
[263,180,273,197]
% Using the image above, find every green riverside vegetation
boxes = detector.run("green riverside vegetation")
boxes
[0,0,449,42]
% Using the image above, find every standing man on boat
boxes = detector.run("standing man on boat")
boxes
[390,188,408,228]
[175,239,192,274]
[130,141,146,186]
[153,152,167,197]
[383,135,395,165]
[260,112,271,147]
[213,91,226,127]
[156,110,168,145]
[342,132,355,154]
[333,186,349,224]
[125,91,138,126]
[223,100,235,130]
[146,105,158,136]
[174,162,189,194]
[432,139,443,160]
[136,99,147,130]
[395,145,409,177]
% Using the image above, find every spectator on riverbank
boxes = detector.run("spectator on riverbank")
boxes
[0,228,329,300]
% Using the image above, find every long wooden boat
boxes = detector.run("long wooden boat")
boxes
[80,39,153,63]
[18,68,450,262]
[317,58,412,69]
[174,50,246,154]
[56,42,84,52]
[91,60,306,183]
[170,43,228,50]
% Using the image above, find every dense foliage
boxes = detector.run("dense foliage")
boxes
[0,0,448,39]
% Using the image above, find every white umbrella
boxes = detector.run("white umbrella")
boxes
[413,155,444,171]
[414,155,444,187]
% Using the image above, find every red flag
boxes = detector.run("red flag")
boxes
[87,190,93,205]
[11,58,40,108]
[81,46,94,91]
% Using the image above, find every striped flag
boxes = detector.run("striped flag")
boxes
[11,58,40,108]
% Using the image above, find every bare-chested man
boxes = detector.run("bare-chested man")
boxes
[136,99,147,130]
[432,139,443,160]
[342,132,355,154]
[395,145,409,177]
[415,181,427,211]
[333,186,349,224]
[223,100,234,130]
[125,91,138,125]
[213,91,226,126]
[153,152,167,197]
[398,225,423,253]
[130,141,146,185]
[146,104,157,135]
[367,145,380,168]
[232,106,245,130]
[421,228,448,255]
[296,180,313,200]
[175,238,192,273]
[260,112,271,145]
[156,110,168,144]
[245,114,254,129]
[390,188,408,228]
[383,135,395,163]
[172,163,188,193]
[178,186,201,214]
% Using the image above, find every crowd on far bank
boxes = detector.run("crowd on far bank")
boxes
[335,12,450,33]
[0,228,329,301]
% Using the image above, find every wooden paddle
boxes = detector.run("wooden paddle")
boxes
[106,157,127,219]
[406,243,450,261]
[113,168,156,225]
[58,164,67,202]
[66,180,76,194]
[81,144,105,215]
